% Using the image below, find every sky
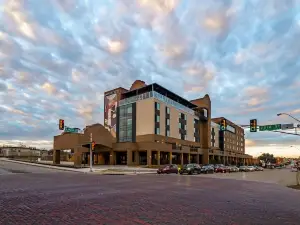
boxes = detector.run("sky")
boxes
[0,0,300,157]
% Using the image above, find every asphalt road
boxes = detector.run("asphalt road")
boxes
[0,160,70,174]
[1,171,300,225]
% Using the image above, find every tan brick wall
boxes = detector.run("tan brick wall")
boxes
[136,98,155,135]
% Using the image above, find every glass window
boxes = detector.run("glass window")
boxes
[166,107,170,114]
[127,129,132,137]
[184,114,187,120]
[178,123,181,128]
[166,130,170,137]
[156,115,160,122]
[127,106,132,114]
[155,127,160,134]
[155,102,160,110]
[167,119,170,125]
[127,119,132,126]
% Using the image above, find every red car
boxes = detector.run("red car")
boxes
[157,164,179,174]
[215,166,230,173]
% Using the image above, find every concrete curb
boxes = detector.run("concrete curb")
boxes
[1,159,87,173]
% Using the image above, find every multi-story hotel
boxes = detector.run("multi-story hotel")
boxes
[53,80,253,166]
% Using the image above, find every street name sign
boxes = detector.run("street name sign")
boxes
[64,127,79,133]
[281,124,294,130]
[259,124,281,131]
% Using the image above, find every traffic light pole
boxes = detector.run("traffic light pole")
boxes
[89,133,93,172]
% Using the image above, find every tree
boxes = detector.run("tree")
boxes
[258,153,276,163]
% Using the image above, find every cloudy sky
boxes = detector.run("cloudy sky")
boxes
[0,0,300,157]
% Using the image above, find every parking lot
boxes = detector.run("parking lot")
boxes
[183,168,297,186]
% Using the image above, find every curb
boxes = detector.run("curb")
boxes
[2,159,86,173]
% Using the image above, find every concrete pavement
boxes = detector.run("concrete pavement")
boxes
[0,158,157,174]
[1,173,300,224]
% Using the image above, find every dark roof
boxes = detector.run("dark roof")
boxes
[122,83,198,110]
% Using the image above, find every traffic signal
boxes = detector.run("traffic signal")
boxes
[59,119,64,130]
[92,141,95,150]
[220,119,226,131]
[250,119,257,132]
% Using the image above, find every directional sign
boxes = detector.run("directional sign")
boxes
[259,124,281,131]
[281,123,294,130]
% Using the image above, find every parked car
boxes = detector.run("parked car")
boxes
[229,166,239,172]
[157,164,178,174]
[254,166,264,171]
[201,165,214,174]
[180,164,201,175]
[247,166,256,172]
[239,166,250,172]
[291,166,298,172]
[215,166,230,173]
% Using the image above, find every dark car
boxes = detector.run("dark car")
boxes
[201,165,214,174]
[180,164,201,175]
[157,164,179,174]
[215,166,230,173]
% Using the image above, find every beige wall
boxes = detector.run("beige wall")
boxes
[153,99,197,142]
[136,98,155,135]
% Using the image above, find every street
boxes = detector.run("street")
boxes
[1,163,300,224]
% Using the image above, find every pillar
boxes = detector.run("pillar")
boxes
[109,150,114,165]
[53,150,60,164]
[169,152,172,164]
[157,151,160,165]
[180,153,184,165]
[202,149,209,164]
[196,154,200,164]
[188,153,191,163]
[147,150,152,166]
[127,150,132,166]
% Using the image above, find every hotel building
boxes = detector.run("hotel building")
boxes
[53,80,253,166]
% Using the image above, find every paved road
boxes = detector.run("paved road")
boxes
[196,168,297,186]
[1,173,300,225]
[0,160,70,175]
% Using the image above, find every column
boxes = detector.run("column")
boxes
[127,150,132,166]
[203,149,209,164]
[180,153,184,165]
[109,150,114,165]
[196,154,200,164]
[157,151,160,166]
[188,153,191,163]
[169,152,172,164]
[53,150,60,164]
[147,150,152,166]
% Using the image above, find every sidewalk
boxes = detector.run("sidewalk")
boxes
[0,158,157,174]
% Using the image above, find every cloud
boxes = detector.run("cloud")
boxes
[0,0,299,155]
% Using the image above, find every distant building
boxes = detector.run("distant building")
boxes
[0,146,47,157]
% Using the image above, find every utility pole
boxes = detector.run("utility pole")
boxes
[90,133,93,172]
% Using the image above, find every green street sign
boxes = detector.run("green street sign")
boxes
[64,127,79,133]
[259,124,281,131]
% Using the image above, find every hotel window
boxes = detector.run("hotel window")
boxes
[155,127,160,135]
[166,130,170,137]
[184,114,187,120]
[178,123,181,128]
[155,102,160,110]
[156,115,160,122]
[167,119,170,125]
[166,107,170,114]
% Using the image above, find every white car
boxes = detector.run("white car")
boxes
[247,166,256,172]
[291,167,298,172]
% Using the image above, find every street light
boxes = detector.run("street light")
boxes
[291,146,300,151]
[277,113,300,123]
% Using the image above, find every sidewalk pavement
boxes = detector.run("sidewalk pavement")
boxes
[0,158,157,174]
